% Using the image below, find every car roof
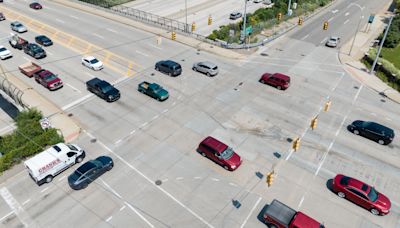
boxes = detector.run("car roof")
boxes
[330,36,339,39]
[163,60,179,66]
[85,56,96,61]
[272,73,290,80]
[199,61,217,67]
[201,136,228,153]
[339,175,370,194]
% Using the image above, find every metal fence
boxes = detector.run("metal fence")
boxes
[0,65,27,110]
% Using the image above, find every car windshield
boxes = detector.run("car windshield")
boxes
[16,24,23,27]
[329,38,337,42]
[75,162,95,177]
[90,59,99,64]
[361,121,371,128]
[152,84,161,91]
[67,144,78,151]
[44,74,57,81]
[31,45,41,50]
[102,84,114,93]
[0,48,6,52]
[220,147,234,160]
[368,187,378,202]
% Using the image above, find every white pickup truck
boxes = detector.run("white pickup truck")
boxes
[24,143,86,185]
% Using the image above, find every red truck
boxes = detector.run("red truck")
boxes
[33,69,63,91]
[263,199,324,228]
[19,62,41,77]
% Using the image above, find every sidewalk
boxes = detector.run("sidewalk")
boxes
[338,9,400,104]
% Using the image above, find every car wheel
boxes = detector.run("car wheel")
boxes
[207,72,211,77]
[270,225,278,228]
[155,66,159,71]
[337,192,345,198]
[192,67,197,72]
[370,208,379,215]
[277,86,282,90]
[45,175,53,183]
[378,139,385,145]
[156,97,161,101]
[223,165,229,170]
[168,72,172,76]
[76,156,84,163]
[353,130,359,135]
[201,152,206,157]
[260,79,265,84]
[107,163,114,171]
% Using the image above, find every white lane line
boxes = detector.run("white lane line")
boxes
[0,211,14,222]
[385,117,392,121]
[22,199,30,205]
[106,28,118,33]
[92,33,104,39]
[55,19,65,24]
[298,196,305,209]
[344,19,350,25]
[172,102,176,106]
[194,176,202,179]
[88,133,214,228]
[58,175,67,182]
[62,93,93,111]
[328,17,334,22]
[331,9,339,14]
[125,202,155,228]
[152,115,159,121]
[69,15,79,19]
[229,182,237,187]
[23,56,30,62]
[176,177,184,181]
[211,178,219,182]
[240,197,262,228]
[162,109,168,114]
[46,51,53,55]
[136,50,149,57]
[45,6,52,9]
[345,12,349,16]
[65,83,81,92]
[0,187,29,226]
[101,179,122,198]
[162,178,169,182]
[140,122,148,128]
[320,37,328,44]
[370,112,377,116]
[115,139,122,144]
[148,44,162,50]
[120,205,126,211]
[40,187,49,193]
[130,130,136,134]
[85,72,96,78]
[106,216,112,222]
[301,34,309,40]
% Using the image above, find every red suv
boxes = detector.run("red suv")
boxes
[197,136,242,171]
[259,73,290,90]
[33,69,63,91]
[332,174,391,215]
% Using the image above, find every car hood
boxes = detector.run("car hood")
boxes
[92,62,103,68]
[0,49,11,55]
[105,88,120,97]
[225,152,241,168]
[157,89,169,97]
[375,193,391,210]
[46,77,62,85]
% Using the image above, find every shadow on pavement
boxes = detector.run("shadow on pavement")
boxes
[0,94,19,119]
[326,178,334,193]
[257,203,268,224]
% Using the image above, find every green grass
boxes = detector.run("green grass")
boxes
[381,46,400,69]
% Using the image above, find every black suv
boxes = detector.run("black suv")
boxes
[155,60,182,76]
[23,43,46,59]
[348,120,395,145]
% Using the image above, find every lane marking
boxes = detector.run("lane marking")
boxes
[240,197,262,228]
[176,177,184,181]
[385,117,391,121]
[301,34,309,40]
[46,51,53,55]
[345,12,349,16]
[162,178,169,182]
[85,72,96,78]
[65,83,81,92]
[135,50,149,57]
[298,195,305,209]
[331,9,339,14]
[120,205,126,211]
[130,130,136,134]
[0,187,29,226]
[58,175,67,182]
[55,19,65,24]
[40,187,49,193]
[115,139,122,144]
[85,132,214,228]
[101,179,122,198]
[194,176,202,179]
[148,43,162,50]
[344,19,350,25]
[211,178,219,182]
[229,182,237,187]
[22,199,30,205]
[162,109,168,113]
[320,37,328,44]
[23,56,31,62]
[328,17,334,22]
[125,202,155,228]
[106,216,112,222]
[92,33,104,39]
[69,15,79,19]
[152,115,159,121]
[140,122,148,128]
[370,112,377,116]
[61,93,93,111]
[0,211,14,222]
[106,28,118,33]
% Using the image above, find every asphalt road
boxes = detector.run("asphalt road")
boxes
[0,0,399,227]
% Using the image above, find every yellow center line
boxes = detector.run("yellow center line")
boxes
[67,37,75,46]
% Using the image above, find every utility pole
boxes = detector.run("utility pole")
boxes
[185,0,188,32]
[241,0,248,45]
[370,16,393,74]
[348,3,364,55]
[287,0,292,15]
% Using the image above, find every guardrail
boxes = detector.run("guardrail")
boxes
[0,65,27,110]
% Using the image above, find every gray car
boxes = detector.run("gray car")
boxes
[192,61,219,76]
[10,21,27,33]
[326,36,340,47]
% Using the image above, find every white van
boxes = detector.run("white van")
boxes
[24,143,86,185]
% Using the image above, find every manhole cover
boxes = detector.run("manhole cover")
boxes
[287,138,293,143]
[354,86,359,89]
[181,59,185,62]
[68,113,73,117]
[90,138,97,143]
[380,99,386,102]
[151,73,155,76]
[155,180,162,185]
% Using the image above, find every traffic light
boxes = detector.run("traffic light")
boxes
[292,137,300,151]
[323,21,328,30]
[171,31,176,40]
[277,12,282,21]
[298,17,303,25]
[191,22,196,32]
[324,100,331,112]
[266,171,274,187]
[208,15,212,25]
[310,116,318,130]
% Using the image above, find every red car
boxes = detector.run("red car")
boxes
[259,73,290,90]
[33,69,63,91]
[29,2,43,10]
[332,174,391,215]
[197,136,242,171]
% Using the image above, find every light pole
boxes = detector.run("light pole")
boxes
[241,0,248,44]
[349,3,364,55]
[370,16,394,74]
[185,0,188,32]
[287,0,292,15]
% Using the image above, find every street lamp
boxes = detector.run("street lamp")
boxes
[241,0,248,45]
[185,0,188,32]
[287,0,292,16]
[370,16,394,74]
[349,3,364,55]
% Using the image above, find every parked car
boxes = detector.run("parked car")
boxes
[0,46,12,60]
[155,60,182,76]
[68,156,114,190]
[197,136,242,171]
[192,61,219,76]
[230,12,242,20]
[10,21,27,33]
[0,12,5,21]
[347,120,394,145]
[82,56,103,70]
[35,35,53,46]
[138,81,169,101]
[29,2,42,9]
[33,69,63,91]
[9,33,28,50]
[332,174,391,215]
[259,72,290,90]
[86,77,120,102]
[23,43,46,59]
[326,36,340,47]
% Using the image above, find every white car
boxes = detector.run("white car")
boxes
[0,46,12,60]
[326,36,340,47]
[10,21,27,33]
[81,56,103,70]
[253,0,263,3]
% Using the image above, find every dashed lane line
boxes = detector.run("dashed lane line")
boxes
[344,19,350,25]
[240,197,262,228]
[0,211,14,222]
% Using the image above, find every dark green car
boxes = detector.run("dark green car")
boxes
[138,81,169,101]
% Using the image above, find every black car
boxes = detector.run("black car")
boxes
[68,156,113,190]
[155,60,182,76]
[35,35,53,46]
[348,120,395,145]
[86,77,120,102]
[23,43,46,59]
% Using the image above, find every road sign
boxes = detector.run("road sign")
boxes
[39,117,51,130]
[368,14,375,24]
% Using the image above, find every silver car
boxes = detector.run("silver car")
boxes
[10,21,27,33]
[326,36,340,47]
[193,61,219,76]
